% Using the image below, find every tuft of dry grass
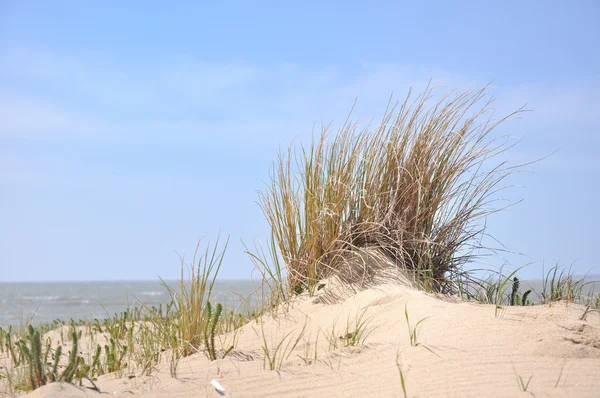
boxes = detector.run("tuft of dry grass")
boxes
[166,236,228,357]
[257,84,526,298]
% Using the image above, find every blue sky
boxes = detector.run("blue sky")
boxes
[1,1,599,281]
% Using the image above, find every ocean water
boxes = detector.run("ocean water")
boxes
[0,280,257,328]
[2,276,598,328]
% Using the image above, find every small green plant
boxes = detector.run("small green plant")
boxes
[79,344,102,379]
[510,277,519,305]
[104,338,128,375]
[59,332,80,383]
[203,302,234,361]
[204,301,220,361]
[49,345,62,382]
[339,309,375,348]
[256,320,306,371]
[510,277,532,306]
[0,327,8,355]
[16,325,46,389]
[1,326,19,364]
[494,268,526,316]
[516,374,533,392]
[512,363,534,393]
[405,303,428,347]
[396,351,408,398]
[521,289,532,306]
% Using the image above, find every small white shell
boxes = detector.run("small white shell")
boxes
[211,379,227,395]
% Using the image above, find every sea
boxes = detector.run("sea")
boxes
[1,277,598,328]
[0,280,257,328]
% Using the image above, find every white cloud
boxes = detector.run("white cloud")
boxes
[1,48,598,169]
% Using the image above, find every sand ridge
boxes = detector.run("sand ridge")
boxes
[26,283,600,397]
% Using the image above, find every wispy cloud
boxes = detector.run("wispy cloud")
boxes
[1,48,598,161]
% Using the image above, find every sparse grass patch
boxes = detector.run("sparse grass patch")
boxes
[297,331,320,365]
[539,263,595,306]
[341,309,375,348]
[320,309,376,352]
[510,277,532,306]
[255,319,307,371]
[0,237,256,392]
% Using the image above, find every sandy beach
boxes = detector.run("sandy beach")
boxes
[21,280,600,397]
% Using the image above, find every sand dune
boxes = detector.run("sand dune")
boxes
[27,282,600,397]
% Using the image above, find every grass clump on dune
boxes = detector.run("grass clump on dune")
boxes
[257,84,525,298]
[153,236,229,359]
[0,238,246,393]
[141,236,243,376]
[472,262,598,311]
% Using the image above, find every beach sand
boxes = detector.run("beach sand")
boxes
[26,282,600,397]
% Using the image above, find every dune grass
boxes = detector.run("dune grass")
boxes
[539,263,596,306]
[341,309,376,348]
[257,84,527,300]
[137,236,246,376]
[255,319,307,371]
[395,351,409,398]
[404,303,428,347]
[466,263,598,309]
[138,235,245,371]
[321,309,376,352]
